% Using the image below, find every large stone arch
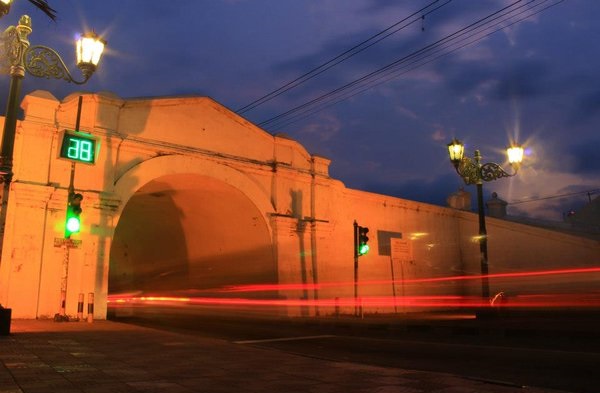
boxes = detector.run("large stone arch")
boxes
[112,154,275,227]
[109,154,278,296]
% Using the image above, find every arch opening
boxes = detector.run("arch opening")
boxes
[109,173,276,297]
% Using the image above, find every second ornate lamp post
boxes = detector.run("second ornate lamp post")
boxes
[447,138,523,301]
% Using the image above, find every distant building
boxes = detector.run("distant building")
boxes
[490,192,598,240]
[446,187,471,211]
[446,188,600,240]
[565,195,600,234]
[486,192,508,218]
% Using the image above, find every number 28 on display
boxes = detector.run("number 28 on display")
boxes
[59,131,98,164]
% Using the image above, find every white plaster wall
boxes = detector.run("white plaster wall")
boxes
[0,90,597,320]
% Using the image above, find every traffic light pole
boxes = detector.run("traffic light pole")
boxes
[353,221,358,316]
[67,96,82,197]
[55,96,83,321]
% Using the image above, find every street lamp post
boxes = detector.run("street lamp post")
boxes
[0,13,105,325]
[447,139,523,302]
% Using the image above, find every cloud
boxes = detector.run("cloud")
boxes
[361,0,407,13]
[572,89,600,121]
[491,61,550,100]
[362,174,464,207]
[431,128,446,142]
[440,59,497,96]
[438,58,551,103]
[568,139,600,174]
[486,166,600,221]
[297,112,342,143]
[508,182,597,221]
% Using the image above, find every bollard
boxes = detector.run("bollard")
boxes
[77,293,84,321]
[86,292,94,323]
[0,306,11,335]
[359,298,364,319]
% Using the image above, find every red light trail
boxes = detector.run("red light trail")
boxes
[215,266,600,293]
[108,266,600,312]
[108,293,600,309]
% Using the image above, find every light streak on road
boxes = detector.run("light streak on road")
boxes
[108,293,600,310]
[214,266,600,293]
[108,266,600,314]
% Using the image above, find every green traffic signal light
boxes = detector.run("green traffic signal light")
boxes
[359,243,370,255]
[358,226,369,256]
[65,193,83,238]
[66,216,80,233]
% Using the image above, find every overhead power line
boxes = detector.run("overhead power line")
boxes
[261,0,563,130]
[510,189,600,205]
[256,0,565,132]
[235,0,452,115]
[265,0,560,130]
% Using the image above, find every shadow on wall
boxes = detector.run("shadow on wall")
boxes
[290,189,309,304]
[49,92,152,318]
[109,173,276,297]
[110,245,277,297]
[87,92,151,301]
[108,184,188,293]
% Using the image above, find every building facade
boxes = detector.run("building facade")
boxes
[0,91,598,319]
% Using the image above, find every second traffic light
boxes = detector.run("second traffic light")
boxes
[357,226,369,256]
[65,193,83,238]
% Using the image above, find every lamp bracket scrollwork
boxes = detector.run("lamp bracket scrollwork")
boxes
[456,159,516,185]
[456,157,480,185]
[24,45,88,85]
[480,162,515,182]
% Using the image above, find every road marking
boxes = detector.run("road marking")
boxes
[234,334,335,345]
[464,376,526,389]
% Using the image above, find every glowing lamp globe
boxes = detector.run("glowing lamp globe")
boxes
[447,139,464,167]
[76,32,106,79]
[506,145,524,168]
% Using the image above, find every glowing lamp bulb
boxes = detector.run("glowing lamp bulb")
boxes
[66,217,81,233]
[76,32,105,66]
[447,139,464,166]
[506,145,524,165]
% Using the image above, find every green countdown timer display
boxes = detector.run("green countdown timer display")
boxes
[59,131,99,164]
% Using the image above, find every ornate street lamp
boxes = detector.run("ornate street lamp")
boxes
[447,138,523,302]
[0,0,11,18]
[0,15,105,302]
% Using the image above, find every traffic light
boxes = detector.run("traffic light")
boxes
[358,226,369,256]
[65,193,83,238]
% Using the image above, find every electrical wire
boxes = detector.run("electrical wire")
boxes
[261,0,559,130]
[510,189,599,205]
[259,0,535,128]
[266,0,561,131]
[257,0,565,132]
[235,0,451,114]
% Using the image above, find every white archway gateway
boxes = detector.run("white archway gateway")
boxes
[0,91,597,319]
[0,91,335,318]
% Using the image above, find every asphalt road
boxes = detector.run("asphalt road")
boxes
[110,307,600,393]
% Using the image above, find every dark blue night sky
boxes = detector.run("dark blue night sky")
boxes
[1,0,598,220]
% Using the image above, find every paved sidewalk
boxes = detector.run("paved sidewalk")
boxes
[1,319,572,393]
